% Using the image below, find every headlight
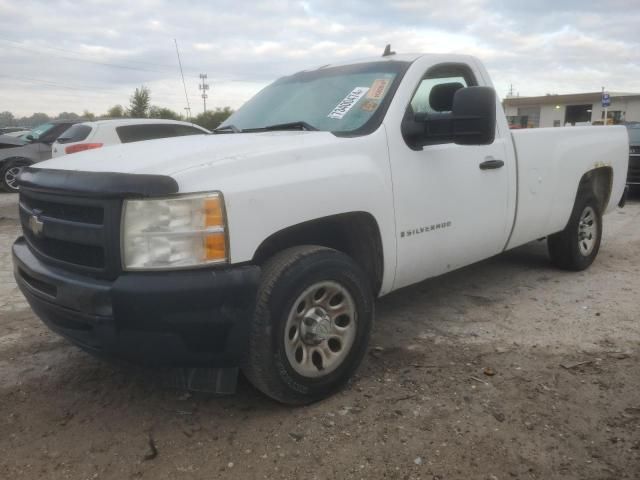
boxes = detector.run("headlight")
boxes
[122,192,228,270]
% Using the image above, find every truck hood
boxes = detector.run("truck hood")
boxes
[35,131,343,177]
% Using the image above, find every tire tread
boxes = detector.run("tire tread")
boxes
[243,245,372,405]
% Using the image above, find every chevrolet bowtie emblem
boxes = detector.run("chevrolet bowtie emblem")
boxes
[28,210,44,237]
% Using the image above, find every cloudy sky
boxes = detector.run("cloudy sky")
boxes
[1,0,639,117]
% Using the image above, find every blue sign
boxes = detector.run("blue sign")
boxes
[602,92,611,107]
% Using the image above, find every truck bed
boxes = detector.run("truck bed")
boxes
[506,126,629,249]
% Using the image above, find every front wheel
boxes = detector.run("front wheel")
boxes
[548,193,602,271]
[243,246,374,405]
[0,160,29,193]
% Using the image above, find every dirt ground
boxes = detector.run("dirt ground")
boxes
[1,191,639,480]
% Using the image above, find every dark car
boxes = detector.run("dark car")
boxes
[0,120,79,192]
[0,126,29,135]
[626,123,640,191]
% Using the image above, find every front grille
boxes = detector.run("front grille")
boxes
[26,235,105,268]
[19,188,122,279]
[628,155,640,184]
[22,195,104,224]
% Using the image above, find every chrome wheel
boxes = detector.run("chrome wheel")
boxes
[4,166,22,191]
[578,206,597,256]
[284,281,357,378]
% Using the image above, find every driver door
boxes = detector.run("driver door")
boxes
[388,63,511,289]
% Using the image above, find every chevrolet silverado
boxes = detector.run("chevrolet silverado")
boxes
[12,52,629,404]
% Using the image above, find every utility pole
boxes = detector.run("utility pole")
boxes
[199,74,210,113]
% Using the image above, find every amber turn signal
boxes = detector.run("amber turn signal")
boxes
[204,232,226,261]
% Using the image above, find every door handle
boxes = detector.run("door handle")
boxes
[479,157,504,170]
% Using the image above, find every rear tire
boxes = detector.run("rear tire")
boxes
[243,246,374,405]
[548,193,602,271]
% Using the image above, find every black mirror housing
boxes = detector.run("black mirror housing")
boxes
[451,86,496,145]
[401,86,497,149]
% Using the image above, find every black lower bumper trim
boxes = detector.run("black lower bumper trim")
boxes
[13,237,260,367]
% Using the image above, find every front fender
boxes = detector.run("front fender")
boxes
[172,127,398,295]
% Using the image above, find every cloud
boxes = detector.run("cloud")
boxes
[0,0,639,116]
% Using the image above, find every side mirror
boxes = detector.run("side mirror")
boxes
[450,86,496,145]
[25,134,34,142]
[401,86,496,148]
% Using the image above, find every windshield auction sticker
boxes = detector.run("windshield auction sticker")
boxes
[361,99,378,112]
[367,79,390,100]
[328,87,370,119]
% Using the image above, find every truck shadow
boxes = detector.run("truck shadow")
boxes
[6,230,610,419]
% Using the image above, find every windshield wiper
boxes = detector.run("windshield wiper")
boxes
[257,121,318,132]
[215,121,319,134]
[213,124,242,133]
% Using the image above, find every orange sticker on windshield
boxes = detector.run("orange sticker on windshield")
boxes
[367,79,390,99]
[361,100,378,112]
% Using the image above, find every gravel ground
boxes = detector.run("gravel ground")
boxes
[1,191,639,480]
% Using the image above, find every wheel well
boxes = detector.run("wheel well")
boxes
[2,157,33,168]
[252,212,384,295]
[577,167,613,213]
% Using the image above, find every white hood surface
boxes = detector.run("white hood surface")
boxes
[35,131,341,177]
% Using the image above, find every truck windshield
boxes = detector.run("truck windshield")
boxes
[219,61,410,135]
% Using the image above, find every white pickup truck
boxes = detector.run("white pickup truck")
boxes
[12,52,629,404]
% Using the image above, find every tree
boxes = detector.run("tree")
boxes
[128,86,151,118]
[149,106,183,120]
[192,107,234,131]
[106,105,125,118]
[82,110,96,121]
[26,113,51,127]
[56,112,80,121]
[0,111,15,127]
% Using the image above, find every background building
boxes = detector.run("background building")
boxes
[503,92,640,128]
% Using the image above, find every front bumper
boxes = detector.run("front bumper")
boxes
[13,237,260,367]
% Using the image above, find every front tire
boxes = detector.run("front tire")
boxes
[548,193,602,271]
[0,160,29,193]
[243,246,374,405]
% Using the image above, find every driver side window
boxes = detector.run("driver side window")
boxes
[409,64,477,115]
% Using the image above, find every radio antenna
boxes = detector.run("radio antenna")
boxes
[174,38,192,119]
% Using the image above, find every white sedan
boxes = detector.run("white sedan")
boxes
[52,118,210,157]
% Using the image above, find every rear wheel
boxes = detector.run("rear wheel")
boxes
[243,246,374,405]
[0,160,29,193]
[548,193,602,271]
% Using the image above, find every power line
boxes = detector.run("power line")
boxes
[0,38,255,85]
[0,75,201,103]
[0,36,188,70]
[0,73,114,92]
[0,37,200,78]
